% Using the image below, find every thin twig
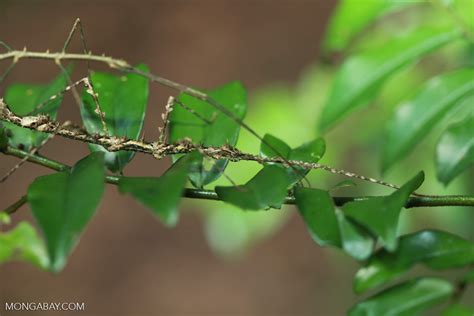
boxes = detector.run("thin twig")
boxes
[0,100,406,191]
[26,77,86,115]
[0,49,309,185]
[3,195,27,215]
[0,133,54,183]
[0,40,12,52]
[3,145,474,208]
[0,60,17,83]
[61,20,109,134]
[159,96,175,145]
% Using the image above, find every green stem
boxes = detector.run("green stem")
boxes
[4,195,27,214]
[3,146,474,208]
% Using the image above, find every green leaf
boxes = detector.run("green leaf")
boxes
[323,0,417,52]
[2,68,71,150]
[118,152,200,226]
[260,134,325,183]
[319,28,462,132]
[294,188,341,247]
[169,81,247,187]
[0,222,49,269]
[343,172,424,251]
[215,165,292,210]
[349,277,453,316]
[260,134,292,159]
[27,152,105,272]
[383,69,474,171]
[81,64,149,173]
[436,115,474,185]
[289,137,326,163]
[336,209,374,261]
[442,304,474,316]
[354,230,474,294]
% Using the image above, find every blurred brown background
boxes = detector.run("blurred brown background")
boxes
[0,1,365,315]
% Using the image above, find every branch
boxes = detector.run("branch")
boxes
[3,195,27,215]
[0,100,405,191]
[0,49,430,193]
[3,146,474,208]
[0,49,207,101]
[0,50,314,187]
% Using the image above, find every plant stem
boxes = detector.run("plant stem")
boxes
[3,146,474,209]
[0,102,403,192]
[4,195,27,214]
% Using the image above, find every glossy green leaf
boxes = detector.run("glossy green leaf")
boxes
[81,64,149,173]
[289,138,326,163]
[260,134,291,159]
[0,221,49,269]
[260,134,326,163]
[294,188,341,247]
[118,152,200,226]
[260,134,325,183]
[343,172,424,251]
[169,81,247,187]
[349,278,453,316]
[323,0,417,52]
[2,69,70,150]
[436,115,474,185]
[383,69,474,171]
[336,209,374,261]
[215,165,292,210]
[27,152,105,272]
[442,304,474,316]
[354,230,474,294]
[319,28,462,132]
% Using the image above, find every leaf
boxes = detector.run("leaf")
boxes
[260,134,292,159]
[354,230,474,294]
[81,64,149,173]
[441,304,474,316]
[2,68,71,150]
[289,137,326,163]
[319,28,462,132]
[323,0,417,52]
[215,165,292,210]
[169,81,247,187]
[436,115,474,185]
[0,212,10,224]
[349,277,453,316]
[0,222,49,269]
[294,188,341,247]
[383,69,474,171]
[118,152,200,226]
[27,152,105,272]
[343,172,424,251]
[335,209,374,261]
[260,134,325,183]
